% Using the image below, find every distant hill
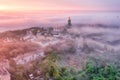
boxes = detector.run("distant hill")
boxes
[0,27,46,41]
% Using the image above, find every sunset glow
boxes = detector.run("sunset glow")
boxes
[0,5,10,11]
[0,0,120,12]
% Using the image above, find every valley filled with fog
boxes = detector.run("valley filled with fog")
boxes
[0,11,120,31]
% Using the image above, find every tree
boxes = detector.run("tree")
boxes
[41,53,60,79]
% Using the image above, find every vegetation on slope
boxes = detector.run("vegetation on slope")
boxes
[9,51,120,80]
[39,52,120,80]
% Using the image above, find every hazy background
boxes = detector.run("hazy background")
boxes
[0,0,120,31]
[0,11,120,32]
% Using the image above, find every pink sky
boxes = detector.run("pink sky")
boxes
[0,0,120,12]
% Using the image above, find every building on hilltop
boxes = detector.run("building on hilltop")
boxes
[68,17,72,27]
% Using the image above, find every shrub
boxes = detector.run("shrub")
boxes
[41,54,120,80]
[80,60,120,80]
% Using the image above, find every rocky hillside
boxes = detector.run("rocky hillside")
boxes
[0,27,54,41]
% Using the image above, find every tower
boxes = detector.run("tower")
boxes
[68,17,72,27]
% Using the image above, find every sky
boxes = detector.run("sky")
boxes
[0,0,120,12]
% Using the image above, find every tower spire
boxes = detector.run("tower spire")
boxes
[68,17,72,27]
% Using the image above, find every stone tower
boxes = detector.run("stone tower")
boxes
[68,17,72,27]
